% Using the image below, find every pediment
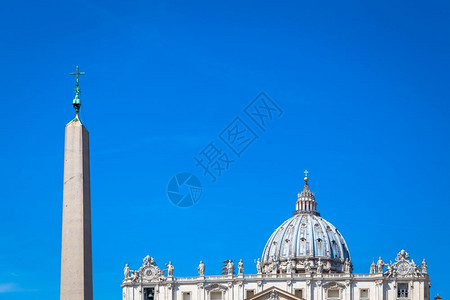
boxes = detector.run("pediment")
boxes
[246,287,302,300]
[322,282,346,290]
[205,283,228,291]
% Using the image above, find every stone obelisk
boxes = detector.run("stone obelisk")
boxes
[60,66,93,300]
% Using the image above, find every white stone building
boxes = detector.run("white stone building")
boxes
[121,175,431,300]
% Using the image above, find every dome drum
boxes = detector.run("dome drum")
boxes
[262,256,350,274]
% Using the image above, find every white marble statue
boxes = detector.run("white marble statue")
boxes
[272,256,279,274]
[198,261,205,276]
[422,259,428,274]
[316,258,323,274]
[256,258,262,274]
[166,261,174,277]
[316,259,323,274]
[410,259,421,276]
[304,259,311,273]
[385,262,396,277]
[227,260,234,275]
[131,270,140,282]
[344,258,350,274]
[286,259,294,274]
[124,264,130,279]
[396,250,410,261]
[144,255,154,266]
[238,259,244,274]
[377,257,384,273]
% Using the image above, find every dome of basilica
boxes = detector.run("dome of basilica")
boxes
[261,173,351,274]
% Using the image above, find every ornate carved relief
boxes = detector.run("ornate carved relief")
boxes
[123,255,167,284]
[382,250,426,278]
[268,290,279,300]
[205,283,228,292]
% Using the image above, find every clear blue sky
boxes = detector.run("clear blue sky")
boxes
[0,0,449,299]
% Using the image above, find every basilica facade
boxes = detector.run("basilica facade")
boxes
[121,175,431,300]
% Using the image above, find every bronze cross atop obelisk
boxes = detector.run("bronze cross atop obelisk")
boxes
[69,66,85,115]
[70,65,85,88]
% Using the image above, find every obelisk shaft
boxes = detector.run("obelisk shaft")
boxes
[60,119,93,300]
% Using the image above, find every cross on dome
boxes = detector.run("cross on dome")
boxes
[295,170,318,216]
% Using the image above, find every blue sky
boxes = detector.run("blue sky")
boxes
[0,0,449,299]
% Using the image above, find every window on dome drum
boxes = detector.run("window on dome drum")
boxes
[183,292,191,300]
[327,289,340,299]
[211,291,222,300]
[144,288,155,300]
[397,283,408,298]
[245,290,255,299]
[360,289,369,300]
[294,289,303,299]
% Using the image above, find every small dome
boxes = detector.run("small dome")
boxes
[261,172,351,274]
